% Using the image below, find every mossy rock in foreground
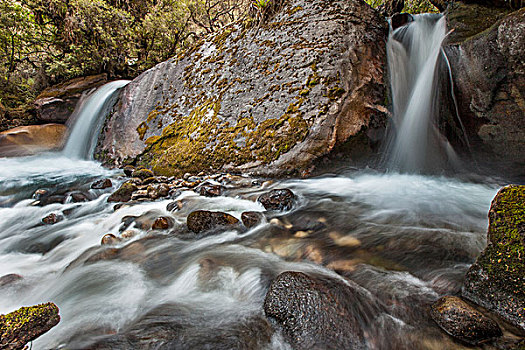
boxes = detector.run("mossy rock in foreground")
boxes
[462,185,525,332]
[0,302,60,350]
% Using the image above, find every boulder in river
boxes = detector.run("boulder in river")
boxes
[107,182,138,203]
[42,213,63,225]
[152,216,175,230]
[241,211,265,228]
[0,124,67,157]
[430,295,502,345]
[196,183,224,197]
[0,302,60,350]
[131,168,154,180]
[96,0,388,176]
[264,271,378,349]
[462,185,525,332]
[258,189,296,211]
[91,178,113,189]
[187,210,239,234]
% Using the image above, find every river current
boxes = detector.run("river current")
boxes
[0,154,501,349]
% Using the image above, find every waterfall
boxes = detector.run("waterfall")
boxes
[62,80,129,160]
[384,14,458,174]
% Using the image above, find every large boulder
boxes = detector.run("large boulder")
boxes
[0,302,60,350]
[443,7,525,175]
[96,0,388,176]
[462,185,525,332]
[263,271,379,349]
[34,74,107,123]
[0,123,67,157]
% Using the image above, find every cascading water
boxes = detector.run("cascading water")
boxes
[385,14,459,173]
[62,80,129,160]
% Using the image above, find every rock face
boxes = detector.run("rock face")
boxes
[264,271,377,349]
[96,0,388,176]
[462,185,525,332]
[0,124,67,157]
[443,7,525,175]
[430,296,502,345]
[34,74,107,123]
[0,302,60,350]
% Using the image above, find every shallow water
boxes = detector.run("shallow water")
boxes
[0,154,506,349]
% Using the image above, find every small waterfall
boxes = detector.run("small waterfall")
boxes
[62,80,129,160]
[384,14,458,173]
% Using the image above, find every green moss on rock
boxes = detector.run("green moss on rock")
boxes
[463,185,525,332]
[137,97,309,176]
[0,302,60,350]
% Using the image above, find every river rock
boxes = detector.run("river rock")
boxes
[264,271,374,349]
[146,183,169,199]
[107,182,138,202]
[430,296,502,345]
[443,7,525,176]
[241,211,265,228]
[187,210,239,234]
[258,189,295,211]
[33,74,107,123]
[462,185,525,332]
[0,302,60,350]
[96,0,388,177]
[152,216,175,230]
[42,213,63,225]
[131,168,154,180]
[101,234,121,245]
[91,178,113,189]
[196,183,223,197]
[123,165,135,177]
[0,124,67,157]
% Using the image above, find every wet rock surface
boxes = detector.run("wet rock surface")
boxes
[264,271,377,349]
[444,7,525,175]
[91,178,113,189]
[462,185,525,332]
[241,211,264,228]
[33,74,107,123]
[108,182,138,203]
[430,295,502,345]
[41,213,63,225]
[0,124,67,157]
[0,302,60,350]
[187,210,239,234]
[258,189,296,211]
[96,0,388,176]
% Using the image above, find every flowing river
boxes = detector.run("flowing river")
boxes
[0,12,517,350]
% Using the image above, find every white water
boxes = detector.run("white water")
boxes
[385,14,458,173]
[62,80,129,159]
[0,25,511,349]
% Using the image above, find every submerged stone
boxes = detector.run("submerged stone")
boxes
[430,295,502,345]
[264,271,377,349]
[462,185,525,332]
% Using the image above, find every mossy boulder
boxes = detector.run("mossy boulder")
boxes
[96,0,388,177]
[0,302,60,350]
[462,185,525,332]
[107,182,138,203]
[430,296,502,345]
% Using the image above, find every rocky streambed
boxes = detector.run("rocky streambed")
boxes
[0,154,523,349]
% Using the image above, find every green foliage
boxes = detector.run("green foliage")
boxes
[0,0,252,130]
[364,0,438,14]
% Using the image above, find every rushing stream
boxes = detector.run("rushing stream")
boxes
[0,13,517,350]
